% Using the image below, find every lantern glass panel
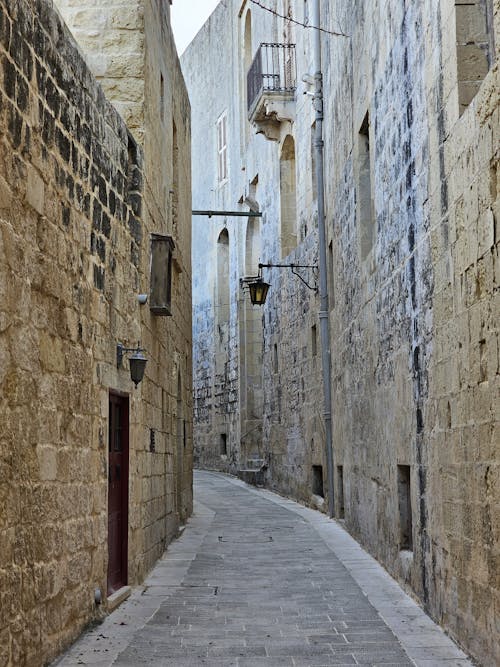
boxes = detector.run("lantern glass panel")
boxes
[249,280,270,305]
[129,350,147,386]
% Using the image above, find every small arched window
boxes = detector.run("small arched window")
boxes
[245,218,261,276]
[280,135,297,257]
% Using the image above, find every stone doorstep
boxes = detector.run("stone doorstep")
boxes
[246,458,266,467]
[107,586,132,612]
[237,467,266,487]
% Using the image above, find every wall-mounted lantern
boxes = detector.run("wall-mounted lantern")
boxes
[247,277,271,305]
[150,234,175,315]
[116,344,147,386]
[241,262,317,306]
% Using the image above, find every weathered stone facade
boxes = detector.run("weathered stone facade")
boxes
[0,1,192,665]
[185,1,325,496]
[325,3,498,665]
[183,0,498,664]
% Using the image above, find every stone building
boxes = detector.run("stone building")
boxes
[0,0,192,665]
[182,0,498,664]
[185,0,325,496]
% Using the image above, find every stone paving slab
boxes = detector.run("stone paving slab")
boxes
[52,471,473,667]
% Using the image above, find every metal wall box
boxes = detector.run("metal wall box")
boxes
[150,234,175,315]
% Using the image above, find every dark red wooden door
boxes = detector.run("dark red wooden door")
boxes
[107,393,129,596]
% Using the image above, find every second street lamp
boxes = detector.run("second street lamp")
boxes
[248,278,271,305]
[241,262,318,306]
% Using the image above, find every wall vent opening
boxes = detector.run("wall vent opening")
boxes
[397,465,413,551]
[337,465,345,519]
[312,465,324,498]
[220,434,227,456]
[455,0,495,114]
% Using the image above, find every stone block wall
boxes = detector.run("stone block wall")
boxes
[184,2,246,475]
[0,1,192,665]
[53,0,146,141]
[323,1,498,664]
[423,3,498,660]
[57,0,194,572]
[183,0,324,495]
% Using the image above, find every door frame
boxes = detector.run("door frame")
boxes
[107,391,130,596]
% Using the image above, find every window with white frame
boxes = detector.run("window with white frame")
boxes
[217,112,228,184]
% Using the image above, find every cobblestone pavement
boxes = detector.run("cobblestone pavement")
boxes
[54,471,473,667]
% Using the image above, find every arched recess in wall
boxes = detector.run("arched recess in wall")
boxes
[245,218,261,276]
[244,10,253,77]
[282,0,293,43]
[216,229,230,350]
[215,229,230,459]
[243,9,253,145]
[241,217,264,458]
[280,135,297,258]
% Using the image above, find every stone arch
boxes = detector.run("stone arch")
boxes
[280,135,297,257]
[244,9,253,73]
[245,218,261,276]
[243,10,253,144]
[241,216,264,462]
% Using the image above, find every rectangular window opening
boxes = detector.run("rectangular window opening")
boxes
[311,324,317,357]
[479,339,487,382]
[337,465,345,519]
[312,465,324,498]
[397,465,413,551]
[328,240,335,310]
[160,73,165,123]
[220,433,227,456]
[162,389,167,432]
[273,343,278,373]
[455,0,495,115]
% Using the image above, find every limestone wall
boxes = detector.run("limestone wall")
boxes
[185,0,498,664]
[0,1,192,665]
[183,0,324,497]
[52,0,146,141]
[323,1,499,664]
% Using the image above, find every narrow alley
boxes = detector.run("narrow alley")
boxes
[54,472,471,667]
[0,1,497,666]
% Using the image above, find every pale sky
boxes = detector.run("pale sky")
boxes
[171,0,221,55]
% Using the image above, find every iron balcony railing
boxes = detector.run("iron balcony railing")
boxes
[247,43,297,114]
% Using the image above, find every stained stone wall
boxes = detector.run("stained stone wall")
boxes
[185,0,498,664]
[323,1,498,665]
[183,0,324,493]
[0,1,192,665]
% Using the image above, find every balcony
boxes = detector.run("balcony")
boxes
[247,43,296,141]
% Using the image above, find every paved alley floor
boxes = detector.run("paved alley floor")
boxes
[54,471,473,667]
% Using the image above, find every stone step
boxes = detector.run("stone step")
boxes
[246,458,266,469]
[237,468,265,487]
